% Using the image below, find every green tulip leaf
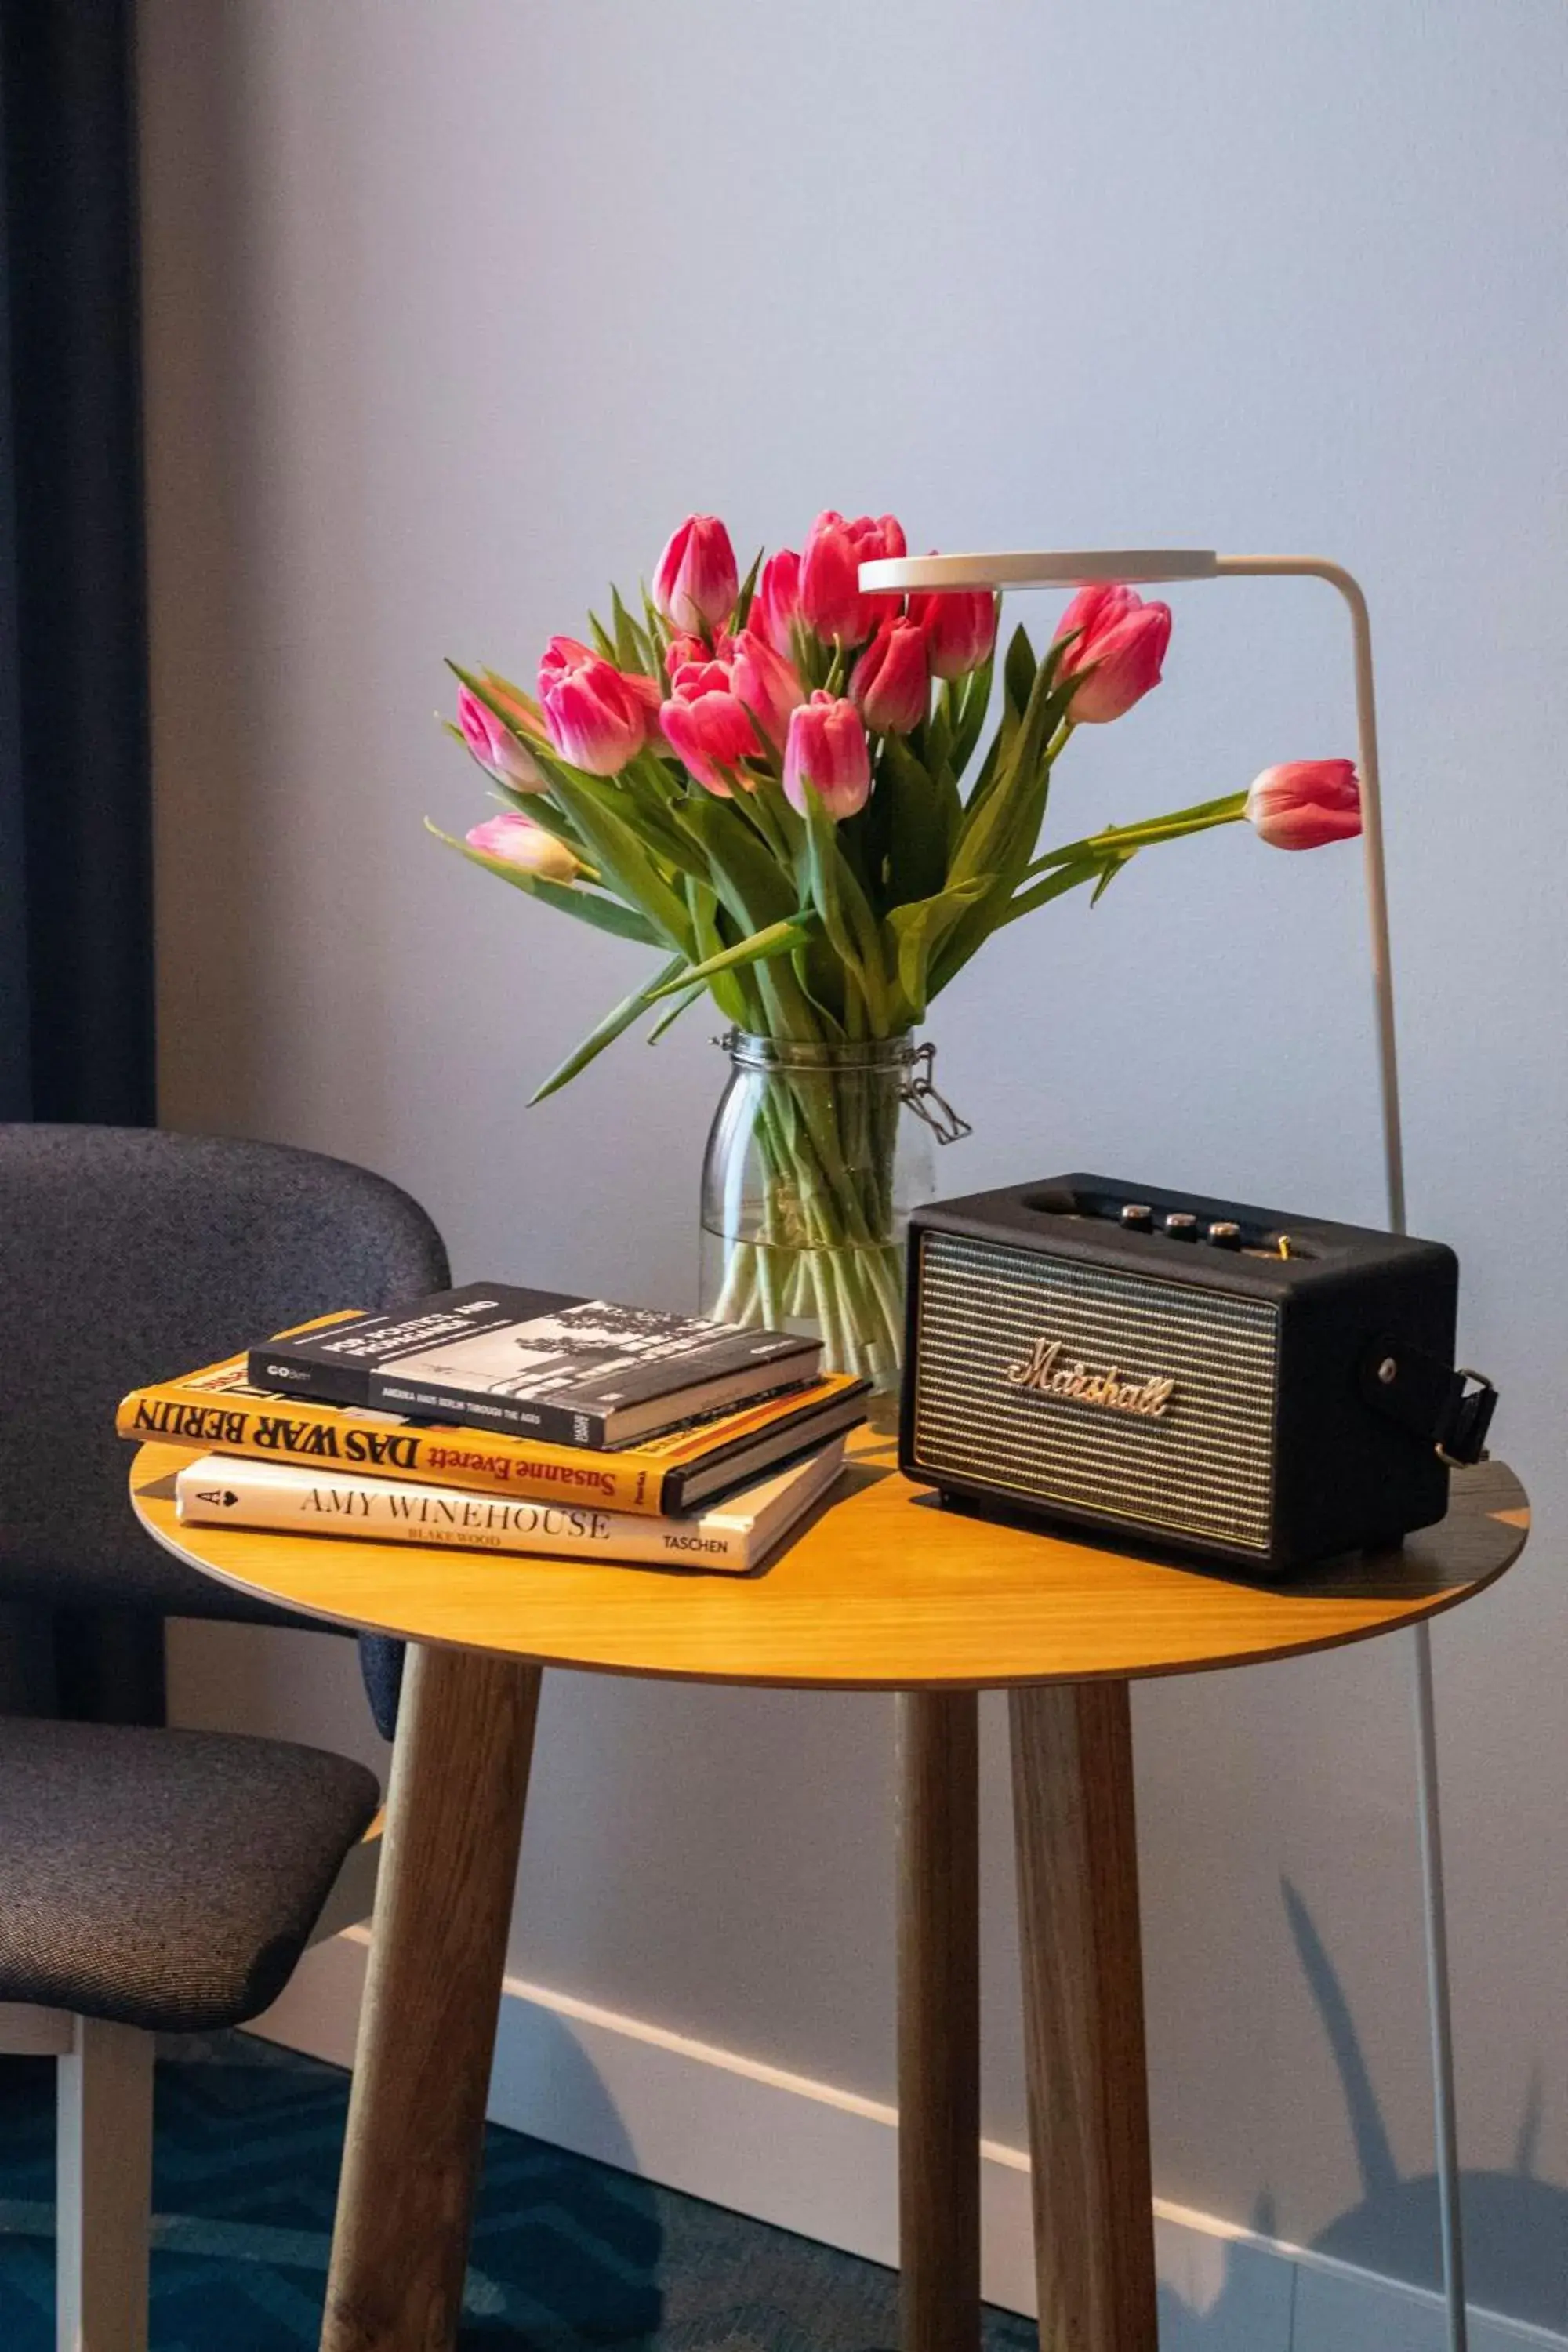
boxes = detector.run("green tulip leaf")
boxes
[948,651,1062,891]
[674,792,798,932]
[731,546,764,633]
[800,786,890,1032]
[611,585,658,676]
[884,877,991,1023]
[543,768,696,954]
[1023,790,1250,879]
[529,953,691,1104]
[1002,622,1037,724]
[996,856,1106,926]
[641,584,672,666]
[643,914,820,1001]
[646,981,707,1044]
[878,735,949,906]
[684,877,755,1028]
[946,649,996,781]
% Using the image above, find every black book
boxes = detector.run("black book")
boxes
[246,1284,822,1450]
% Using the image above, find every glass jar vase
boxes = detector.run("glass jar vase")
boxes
[699,1031,961,1391]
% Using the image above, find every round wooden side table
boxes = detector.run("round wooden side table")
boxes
[131,1432,1529,2352]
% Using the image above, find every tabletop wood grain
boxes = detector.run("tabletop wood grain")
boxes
[130,1436,1528,1691]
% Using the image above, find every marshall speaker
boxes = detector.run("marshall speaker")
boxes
[901,1174,1497,1576]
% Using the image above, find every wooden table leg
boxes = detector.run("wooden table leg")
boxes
[1010,1680,1157,2352]
[321,1643,543,2352]
[898,1690,981,2352]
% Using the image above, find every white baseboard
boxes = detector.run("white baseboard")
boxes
[251,1931,1565,2350]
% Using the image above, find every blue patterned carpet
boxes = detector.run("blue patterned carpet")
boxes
[0,2034,1035,2350]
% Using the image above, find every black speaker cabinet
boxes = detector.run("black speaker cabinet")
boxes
[901,1174,1494,1576]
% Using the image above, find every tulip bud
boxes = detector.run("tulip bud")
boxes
[660,656,762,797]
[456,684,546,791]
[465,811,582,883]
[909,587,997,681]
[725,629,804,750]
[797,510,906,644]
[652,514,739,635]
[782,691,872,819]
[1245,760,1363,850]
[753,548,801,655]
[537,637,651,776]
[851,615,930,735]
[1052,582,1172,723]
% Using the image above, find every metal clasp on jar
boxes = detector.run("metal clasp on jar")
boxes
[901,1042,972,1145]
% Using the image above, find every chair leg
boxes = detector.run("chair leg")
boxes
[0,2003,74,2056]
[56,2016,154,2352]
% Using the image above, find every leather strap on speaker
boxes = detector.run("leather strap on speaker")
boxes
[1360,1338,1499,1467]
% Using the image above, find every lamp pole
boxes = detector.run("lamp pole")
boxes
[1215,554,1462,2352]
[862,545,1468,2352]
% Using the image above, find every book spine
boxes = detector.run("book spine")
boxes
[175,1461,749,1571]
[365,1371,607,1448]
[118,1389,662,1513]
[246,1345,374,1408]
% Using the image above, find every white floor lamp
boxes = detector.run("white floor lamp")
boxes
[862,544,1469,2352]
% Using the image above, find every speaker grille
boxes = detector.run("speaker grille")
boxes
[910,1232,1279,1551]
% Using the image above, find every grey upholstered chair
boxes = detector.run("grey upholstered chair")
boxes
[0,1123,449,2351]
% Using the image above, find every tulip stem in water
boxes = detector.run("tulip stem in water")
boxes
[705,1050,910,1387]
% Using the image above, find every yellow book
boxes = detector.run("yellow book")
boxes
[118,1316,869,1516]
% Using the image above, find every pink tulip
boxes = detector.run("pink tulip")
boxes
[851,615,930,734]
[1052,582,1172,723]
[538,634,596,691]
[456,684,546,790]
[725,628,804,749]
[663,631,709,675]
[797,510,906,644]
[652,514,739,636]
[1245,760,1363,850]
[909,587,997,681]
[782,691,872,819]
[537,637,652,775]
[660,655,762,797]
[465,811,582,883]
[539,633,659,727]
[753,548,801,655]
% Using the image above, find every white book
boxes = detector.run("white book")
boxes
[173,1438,846,1574]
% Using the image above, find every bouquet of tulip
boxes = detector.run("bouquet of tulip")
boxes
[438,509,1361,1381]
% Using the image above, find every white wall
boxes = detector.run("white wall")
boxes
[140,0,1568,2324]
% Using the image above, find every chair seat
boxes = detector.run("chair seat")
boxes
[0,1717,379,2031]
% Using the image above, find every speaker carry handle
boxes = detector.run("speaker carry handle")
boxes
[1361,1341,1499,1468]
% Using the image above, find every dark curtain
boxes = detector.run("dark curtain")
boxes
[0,0,162,1721]
[0,0,153,1127]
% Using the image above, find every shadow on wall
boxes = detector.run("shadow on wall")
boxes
[1156,1879,1568,2343]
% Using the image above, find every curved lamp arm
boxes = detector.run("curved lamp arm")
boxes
[861,546,1405,1236]
[1214,557,1403,1234]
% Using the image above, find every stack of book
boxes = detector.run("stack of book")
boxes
[118,1285,868,1575]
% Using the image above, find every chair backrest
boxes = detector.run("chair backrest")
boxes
[0,1125,449,1619]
